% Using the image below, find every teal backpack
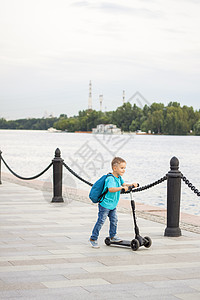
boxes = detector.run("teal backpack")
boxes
[89,173,114,203]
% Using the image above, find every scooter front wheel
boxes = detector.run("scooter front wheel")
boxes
[144,236,152,248]
[131,239,140,251]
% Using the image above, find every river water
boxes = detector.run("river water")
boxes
[0,130,200,215]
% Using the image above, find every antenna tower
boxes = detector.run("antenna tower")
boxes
[88,80,92,110]
[99,94,103,111]
[123,90,125,104]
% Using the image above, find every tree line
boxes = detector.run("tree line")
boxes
[53,102,200,135]
[0,117,58,130]
[1,102,200,135]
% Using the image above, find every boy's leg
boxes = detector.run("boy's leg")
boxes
[108,208,118,239]
[90,204,110,241]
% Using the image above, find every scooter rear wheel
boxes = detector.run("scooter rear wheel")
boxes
[105,237,111,246]
[144,236,152,248]
[131,239,140,251]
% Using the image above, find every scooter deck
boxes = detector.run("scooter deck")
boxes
[109,239,132,247]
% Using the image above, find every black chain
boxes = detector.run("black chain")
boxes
[2,151,200,198]
[181,174,200,197]
[63,162,93,187]
[119,175,168,194]
[63,162,168,193]
[1,155,53,180]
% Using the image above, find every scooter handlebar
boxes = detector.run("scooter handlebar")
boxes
[129,183,139,190]
[121,183,140,193]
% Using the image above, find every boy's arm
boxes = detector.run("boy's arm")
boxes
[122,183,138,188]
[108,186,128,193]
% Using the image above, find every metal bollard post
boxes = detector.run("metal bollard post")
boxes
[164,156,182,237]
[0,150,2,184]
[52,148,64,203]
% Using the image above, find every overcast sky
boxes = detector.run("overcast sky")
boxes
[0,0,200,119]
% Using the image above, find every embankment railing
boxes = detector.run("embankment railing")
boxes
[0,148,199,237]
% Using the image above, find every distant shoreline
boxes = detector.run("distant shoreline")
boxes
[0,128,198,136]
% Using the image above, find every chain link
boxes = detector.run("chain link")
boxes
[181,174,200,197]
[121,175,168,194]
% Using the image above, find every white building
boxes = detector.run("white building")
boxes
[92,124,121,134]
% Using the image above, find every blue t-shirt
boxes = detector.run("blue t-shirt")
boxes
[100,175,124,210]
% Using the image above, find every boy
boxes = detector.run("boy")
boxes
[89,157,137,248]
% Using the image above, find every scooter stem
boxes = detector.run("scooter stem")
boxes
[131,199,140,236]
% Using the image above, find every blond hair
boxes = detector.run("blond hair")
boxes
[111,157,126,169]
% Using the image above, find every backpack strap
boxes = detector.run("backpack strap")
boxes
[98,189,108,203]
[98,173,113,203]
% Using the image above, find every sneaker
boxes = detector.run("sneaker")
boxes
[111,236,123,242]
[89,238,100,248]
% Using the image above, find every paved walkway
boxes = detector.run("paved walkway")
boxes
[0,181,200,300]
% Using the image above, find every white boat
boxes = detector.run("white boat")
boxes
[47,127,61,133]
[92,124,122,134]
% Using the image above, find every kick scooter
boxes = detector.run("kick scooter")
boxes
[105,185,152,251]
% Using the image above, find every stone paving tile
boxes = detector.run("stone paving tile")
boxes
[1,274,66,284]
[15,295,92,300]
[0,290,21,299]
[125,268,183,277]
[42,278,110,288]
[84,281,150,294]
[82,261,200,274]
[86,282,196,299]
[136,296,179,300]
[96,254,178,266]
[167,272,200,281]
[17,286,90,298]
[0,265,48,273]
[0,250,52,257]
[0,267,88,280]
[8,258,69,266]
[0,262,13,267]
[0,243,36,249]
[175,293,200,300]
[25,267,90,277]
[0,256,31,262]
[135,247,200,255]
[44,261,104,270]
[66,270,169,284]
[30,253,86,259]
[0,281,46,291]
[190,284,200,292]
[146,278,196,289]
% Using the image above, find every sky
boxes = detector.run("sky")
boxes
[0,0,200,120]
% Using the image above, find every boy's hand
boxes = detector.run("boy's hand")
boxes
[132,183,139,188]
[122,185,128,192]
